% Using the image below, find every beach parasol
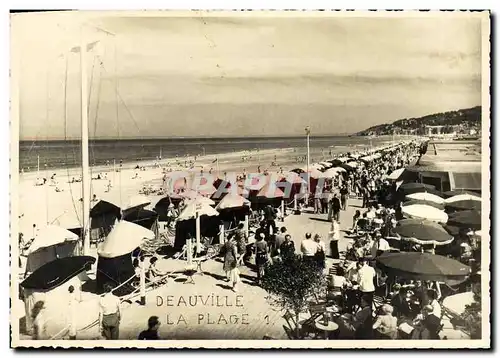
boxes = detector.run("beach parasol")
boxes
[446,200,482,212]
[442,292,475,316]
[320,161,333,168]
[394,218,453,246]
[90,199,122,218]
[27,225,80,255]
[282,173,308,185]
[215,194,250,210]
[21,256,96,290]
[443,190,481,199]
[376,252,471,282]
[123,209,158,229]
[290,168,306,175]
[98,221,155,258]
[338,163,357,171]
[256,183,285,199]
[399,182,436,194]
[321,167,345,178]
[447,210,481,230]
[401,204,448,224]
[405,192,445,205]
[445,194,482,204]
[176,200,219,221]
[387,168,405,180]
[402,199,444,211]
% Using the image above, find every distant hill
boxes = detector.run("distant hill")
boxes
[356,106,481,136]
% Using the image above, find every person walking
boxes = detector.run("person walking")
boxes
[331,193,342,223]
[222,236,241,292]
[263,204,278,238]
[255,233,269,285]
[99,283,121,340]
[357,259,376,307]
[329,220,341,260]
[313,234,326,270]
[340,184,349,210]
[300,233,317,267]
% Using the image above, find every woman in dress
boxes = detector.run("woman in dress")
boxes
[222,236,240,292]
[32,301,48,340]
[255,233,269,285]
[313,234,326,270]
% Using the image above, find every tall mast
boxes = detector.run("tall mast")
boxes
[81,34,91,256]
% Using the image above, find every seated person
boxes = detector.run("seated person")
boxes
[390,286,413,320]
[373,304,398,339]
[148,256,167,280]
[410,305,442,340]
[426,289,442,319]
[338,294,373,339]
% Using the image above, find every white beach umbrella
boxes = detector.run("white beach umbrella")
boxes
[442,292,475,316]
[387,168,405,180]
[27,225,79,255]
[344,161,358,169]
[445,194,482,204]
[98,221,154,258]
[215,194,250,210]
[320,162,332,168]
[321,167,346,178]
[406,192,445,205]
[177,200,219,221]
[401,204,448,224]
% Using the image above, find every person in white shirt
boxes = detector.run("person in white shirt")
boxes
[365,206,376,220]
[300,233,317,266]
[357,259,376,306]
[99,283,121,340]
[370,232,391,258]
[68,285,81,340]
[329,220,341,260]
[427,289,442,319]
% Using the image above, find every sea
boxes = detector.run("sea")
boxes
[19,136,395,172]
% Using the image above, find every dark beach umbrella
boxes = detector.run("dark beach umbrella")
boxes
[338,163,356,172]
[443,190,481,199]
[290,168,306,175]
[123,209,158,229]
[21,256,96,290]
[400,183,436,192]
[443,224,462,237]
[398,183,444,197]
[446,200,482,212]
[394,219,453,246]
[90,200,121,219]
[376,252,471,282]
[402,199,445,211]
[329,159,344,166]
[447,210,482,230]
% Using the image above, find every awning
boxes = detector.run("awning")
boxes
[449,172,482,192]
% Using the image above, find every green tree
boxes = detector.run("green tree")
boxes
[260,257,327,338]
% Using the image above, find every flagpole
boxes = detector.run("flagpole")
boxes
[305,126,311,202]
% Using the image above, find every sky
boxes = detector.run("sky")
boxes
[12,11,484,140]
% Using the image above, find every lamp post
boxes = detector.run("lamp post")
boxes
[305,126,311,202]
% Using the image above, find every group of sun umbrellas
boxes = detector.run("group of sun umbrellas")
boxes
[374,177,482,285]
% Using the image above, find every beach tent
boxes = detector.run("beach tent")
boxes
[25,225,80,274]
[96,221,154,294]
[20,256,95,335]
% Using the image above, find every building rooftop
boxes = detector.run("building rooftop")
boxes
[416,140,482,173]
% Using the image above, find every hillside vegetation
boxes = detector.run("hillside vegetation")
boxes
[356,106,481,136]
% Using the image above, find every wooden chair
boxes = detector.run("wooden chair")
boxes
[283,310,300,338]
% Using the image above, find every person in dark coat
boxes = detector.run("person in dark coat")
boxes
[263,205,278,237]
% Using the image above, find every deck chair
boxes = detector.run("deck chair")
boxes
[372,294,387,317]
[300,302,328,337]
